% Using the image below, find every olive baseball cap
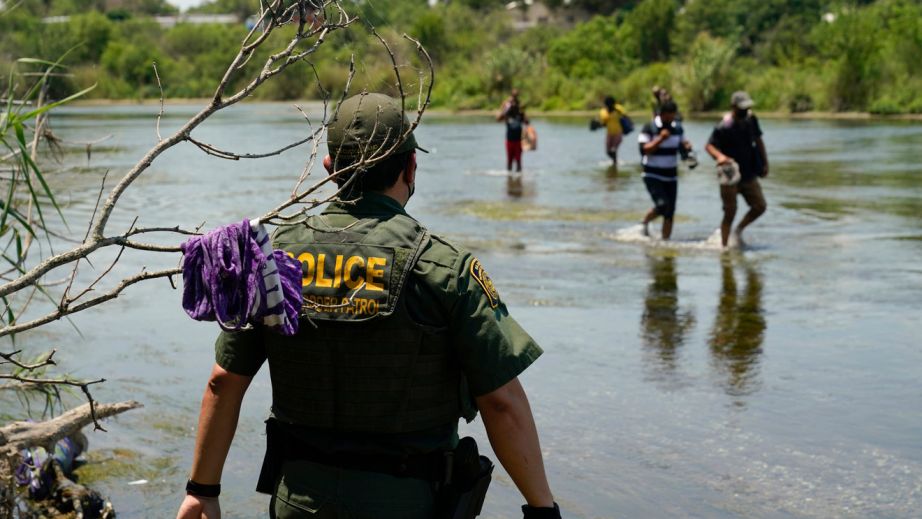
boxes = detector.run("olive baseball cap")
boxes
[327,92,426,162]
[731,91,755,109]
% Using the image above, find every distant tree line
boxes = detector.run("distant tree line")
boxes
[2,0,921,114]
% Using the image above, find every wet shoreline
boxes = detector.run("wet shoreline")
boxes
[66,98,922,122]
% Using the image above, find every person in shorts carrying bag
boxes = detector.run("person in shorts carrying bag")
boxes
[597,96,632,166]
[705,91,770,248]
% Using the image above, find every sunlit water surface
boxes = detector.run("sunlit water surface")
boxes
[6,104,921,518]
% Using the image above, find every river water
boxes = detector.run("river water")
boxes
[6,103,921,518]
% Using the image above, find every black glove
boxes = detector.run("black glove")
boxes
[522,502,561,519]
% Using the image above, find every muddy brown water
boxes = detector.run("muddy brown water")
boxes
[4,104,921,518]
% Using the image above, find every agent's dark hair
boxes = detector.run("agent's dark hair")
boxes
[333,151,412,196]
[604,96,616,109]
[660,100,678,114]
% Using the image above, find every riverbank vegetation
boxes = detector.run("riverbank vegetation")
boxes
[2,0,921,114]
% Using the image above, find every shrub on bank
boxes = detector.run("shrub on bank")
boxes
[3,0,922,115]
[615,63,674,110]
[746,65,829,114]
[677,33,737,112]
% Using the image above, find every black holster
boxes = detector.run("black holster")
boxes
[435,437,494,519]
[256,419,285,494]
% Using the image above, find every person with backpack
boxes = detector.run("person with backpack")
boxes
[599,96,632,165]
[704,91,770,248]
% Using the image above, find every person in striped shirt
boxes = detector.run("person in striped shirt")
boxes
[637,101,693,240]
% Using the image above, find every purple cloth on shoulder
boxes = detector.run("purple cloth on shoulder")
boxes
[181,220,301,335]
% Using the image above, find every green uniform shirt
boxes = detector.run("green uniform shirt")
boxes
[215,192,543,454]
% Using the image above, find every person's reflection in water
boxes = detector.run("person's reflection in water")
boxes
[709,256,766,401]
[506,172,537,198]
[506,172,524,197]
[640,254,696,380]
[603,164,619,191]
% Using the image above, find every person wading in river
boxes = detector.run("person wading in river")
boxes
[599,96,627,166]
[651,86,672,116]
[705,91,769,248]
[497,88,529,173]
[175,93,561,519]
[638,100,693,240]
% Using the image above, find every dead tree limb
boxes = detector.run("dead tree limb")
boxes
[0,400,142,454]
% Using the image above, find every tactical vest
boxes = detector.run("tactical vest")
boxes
[266,212,469,434]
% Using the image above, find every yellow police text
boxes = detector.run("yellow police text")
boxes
[287,252,386,292]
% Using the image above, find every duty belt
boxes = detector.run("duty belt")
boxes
[256,418,451,493]
[285,440,448,481]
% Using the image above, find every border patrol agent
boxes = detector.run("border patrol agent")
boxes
[176,93,561,519]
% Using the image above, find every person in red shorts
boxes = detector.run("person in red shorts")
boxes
[497,89,529,173]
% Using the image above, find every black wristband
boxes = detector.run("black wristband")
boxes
[186,479,220,498]
[522,502,561,519]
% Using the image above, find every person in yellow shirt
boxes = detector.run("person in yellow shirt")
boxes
[599,96,628,165]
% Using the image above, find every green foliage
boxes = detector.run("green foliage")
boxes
[879,0,922,74]
[624,0,677,62]
[752,12,819,65]
[347,0,427,27]
[674,0,823,57]
[870,78,922,114]
[101,41,163,96]
[0,57,94,283]
[189,0,258,19]
[746,64,827,113]
[811,8,881,111]
[506,24,565,57]
[864,0,922,113]
[2,0,921,114]
[547,15,638,80]
[485,46,535,94]
[29,0,176,16]
[161,23,243,97]
[615,62,676,110]
[545,0,635,14]
[452,0,503,10]
[411,11,448,59]
[678,33,737,111]
[673,0,741,50]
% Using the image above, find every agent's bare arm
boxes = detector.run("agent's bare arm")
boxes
[477,377,554,507]
[176,365,252,519]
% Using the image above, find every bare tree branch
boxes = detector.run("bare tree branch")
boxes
[153,61,165,142]
[187,133,317,161]
[0,400,142,452]
[0,268,180,337]
[0,349,55,370]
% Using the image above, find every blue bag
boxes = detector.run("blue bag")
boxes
[619,114,634,135]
